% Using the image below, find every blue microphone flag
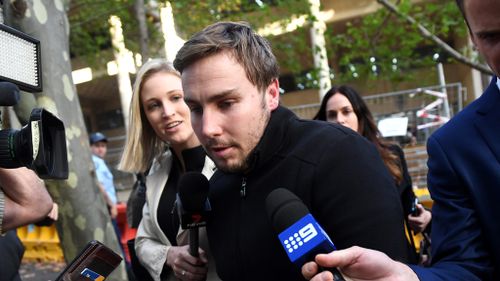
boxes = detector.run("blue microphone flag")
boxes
[278,213,337,266]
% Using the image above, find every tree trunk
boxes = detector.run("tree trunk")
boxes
[4,1,127,280]
[308,0,331,100]
[135,0,149,63]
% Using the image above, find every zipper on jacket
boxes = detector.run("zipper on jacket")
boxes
[240,177,247,198]
[238,176,247,279]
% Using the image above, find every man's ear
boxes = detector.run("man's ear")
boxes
[266,79,280,110]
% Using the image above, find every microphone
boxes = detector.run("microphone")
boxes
[0,82,21,106]
[265,188,345,281]
[176,172,211,257]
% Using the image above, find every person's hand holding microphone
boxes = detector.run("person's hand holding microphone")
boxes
[173,172,211,280]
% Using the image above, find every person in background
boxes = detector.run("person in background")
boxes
[89,132,125,260]
[302,0,499,280]
[0,230,24,281]
[313,85,432,249]
[90,132,119,220]
[118,59,219,281]
[126,171,147,229]
[173,21,415,281]
[0,167,53,233]
[0,167,53,281]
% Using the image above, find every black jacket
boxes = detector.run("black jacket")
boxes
[207,106,414,281]
[390,144,430,258]
[390,144,418,217]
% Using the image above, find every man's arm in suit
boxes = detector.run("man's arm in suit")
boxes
[411,135,493,281]
[302,133,494,281]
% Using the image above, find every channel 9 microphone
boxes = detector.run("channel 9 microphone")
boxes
[176,172,211,257]
[266,188,345,281]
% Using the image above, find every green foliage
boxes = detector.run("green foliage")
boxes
[69,0,310,68]
[69,0,163,67]
[325,0,467,84]
[171,0,309,38]
[68,0,468,87]
[170,0,312,89]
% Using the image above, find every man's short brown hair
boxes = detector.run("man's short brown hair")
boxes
[174,21,280,92]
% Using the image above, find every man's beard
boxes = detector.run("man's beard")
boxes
[204,140,250,173]
[216,156,249,174]
[206,92,271,174]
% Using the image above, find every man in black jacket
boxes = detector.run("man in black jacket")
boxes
[174,21,414,281]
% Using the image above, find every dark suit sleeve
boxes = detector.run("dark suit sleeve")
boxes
[411,136,493,281]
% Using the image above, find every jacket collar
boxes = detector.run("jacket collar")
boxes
[476,77,500,115]
[474,77,500,163]
[245,105,296,173]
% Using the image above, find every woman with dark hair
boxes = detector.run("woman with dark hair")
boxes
[314,85,432,250]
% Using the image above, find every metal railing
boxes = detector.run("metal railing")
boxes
[287,83,466,189]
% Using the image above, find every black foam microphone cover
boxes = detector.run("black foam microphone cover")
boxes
[178,171,210,211]
[265,188,309,233]
[266,188,346,281]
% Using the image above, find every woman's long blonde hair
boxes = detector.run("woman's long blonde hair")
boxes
[118,59,180,173]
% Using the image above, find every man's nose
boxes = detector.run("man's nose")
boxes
[200,109,223,138]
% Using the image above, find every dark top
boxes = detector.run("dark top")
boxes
[389,144,416,217]
[388,143,429,259]
[0,230,24,281]
[391,144,431,230]
[207,106,415,281]
[157,146,206,245]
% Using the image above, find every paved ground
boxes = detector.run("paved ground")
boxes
[19,261,66,281]
[16,189,133,281]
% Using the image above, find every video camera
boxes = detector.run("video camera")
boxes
[0,23,68,179]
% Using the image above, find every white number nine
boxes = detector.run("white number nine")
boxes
[299,223,318,243]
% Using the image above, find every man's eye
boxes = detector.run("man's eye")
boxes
[479,33,500,42]
[189,106,202,114]
[219,100,234,109]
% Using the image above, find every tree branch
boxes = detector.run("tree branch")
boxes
[376,0,494,76]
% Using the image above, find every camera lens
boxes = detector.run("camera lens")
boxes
[0,128,32,168]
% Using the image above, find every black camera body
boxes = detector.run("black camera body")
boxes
[0,82,68,179]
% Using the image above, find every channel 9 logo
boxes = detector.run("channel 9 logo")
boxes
[283,223,318,253]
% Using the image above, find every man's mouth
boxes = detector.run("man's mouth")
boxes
[209,145,232,157]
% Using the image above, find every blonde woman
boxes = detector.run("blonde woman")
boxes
[119,59,219,281]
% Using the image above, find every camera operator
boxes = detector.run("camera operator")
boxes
[0,167,53,233]
[0,167,53,280]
